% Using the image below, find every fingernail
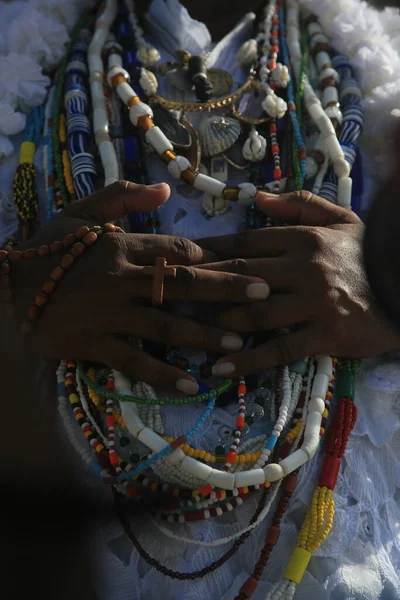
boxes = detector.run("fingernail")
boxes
[221,334,243,351]
[212,362,236,377]
[148,183,167,189]
[257,191,279,198]
[176,379,199,395]
[246,282,270,300]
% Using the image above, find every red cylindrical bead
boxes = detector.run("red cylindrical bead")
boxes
[319,455,341,489]
[239,577,259,598]
[83,231,98,246]
[103,223,117,233]
[266,525,281,546]
[50,266,65,281]
[236,415,245,429]
[42,280,56,295]
[75,226,90,239]
[63,233,77,248]
[171,435,186,450]
[106,415,115,428]
[0,250,8,261]
[274,168,282,180]
[9,250,22,261]
[37,245,50,257]
[22,248,37,259]
[60,254,74,269]
[298,146,307,160]
[238,383,246,395]
[283,473,297,493]
[226,451,236,464]
[199,484,213,497]
[34,293,48,308]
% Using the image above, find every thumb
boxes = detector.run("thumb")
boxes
[64,181,170,223]
[256,190,360,226]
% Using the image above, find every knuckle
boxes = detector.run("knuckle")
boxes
[230,258,249,276]
[176,266,197,289]
[173,237,194,265]
[303,226,325,253]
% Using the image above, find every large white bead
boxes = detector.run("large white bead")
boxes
[180,456,213,481]
[333,158,350,181]
[138,427,169,452]
[145,126,173,155]
[139,68,158,96]
[167,155,190,179]
[207,469,235,490]
[202,194,228,217]
[316,51,331,71]
[235,469,265,488]
[304,412,323,439]
[319,67,340,85]
[116,82,136,104]
[311,373,329,400]
[325,106,343,125]
[338,176,352,209]
[262,94,287,119]
[308,22,322,37]
[308,397,325,414]
[305,156,318,179]
[93,107,108,135]
[129,102,153,126]
[236,39,258,65]
[310,33,329,50]
[99,140,119,181]
[107,52,123,70]
[193,173,226,197]
[136,43,160,67]
[279,449,309,475]
[119,404,144,437]
[316,355,333,378]
[166,448,186,466]
[264,463,285,482]
[107,66,130,88]
[270,63,290,88]
[243,131,267,162]
[308,102,326,124]
[302,435,320,459]
[325,134,344,161]
[238,183,258,206]
[322,86,338,108]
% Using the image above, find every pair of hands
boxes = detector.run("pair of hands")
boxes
[11,181,399,394]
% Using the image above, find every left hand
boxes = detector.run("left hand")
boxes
[198,190,400,377]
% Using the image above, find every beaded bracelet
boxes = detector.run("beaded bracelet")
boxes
[78,361,234,406]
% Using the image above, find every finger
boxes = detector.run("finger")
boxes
[197,257,299,290]
[106,306,244,353]
[124,234,218,266]
[64,181,170,223]
[91,336,200,395]
[255,190,360,226]
[211,327,314,377]
[213,294,310,333]
[124,264,270,302]
[196,228,302,259]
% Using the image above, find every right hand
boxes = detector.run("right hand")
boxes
[7,181,270,394]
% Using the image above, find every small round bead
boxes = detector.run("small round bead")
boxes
[63,233,77,248]
[103,223,117,233]
[70,242,86,257]
[50,266,65,281]
[60,254,74,269]
[27,305,39,320]
[50,241,63,253]
[22,248,37,259]
[42,280,56,295]
[0,262,10,274]
[9,250,22,261]
[82,231,98,246]
[75,226,90,239]
[37,245,50,257]
[34,294,48,308]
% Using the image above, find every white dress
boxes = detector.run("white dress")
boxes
[1,1,400,598]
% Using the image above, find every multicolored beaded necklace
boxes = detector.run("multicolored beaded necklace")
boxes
[4,0,366,595]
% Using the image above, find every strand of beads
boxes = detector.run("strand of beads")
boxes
[59,113,76,201]
[13,105,45,240]
[43,85,57,221]
[124,0,160,68]
[319,54,364,210]
[89,0,120,187]
[64,26,98,199]
[266,360,358,600]
[285,0,352,207]
[2,222,119,334]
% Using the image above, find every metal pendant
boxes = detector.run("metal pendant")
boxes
[151,102,191,148]
[165,65,233,96]
[179,119,201,171]
[198,114,241,158]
